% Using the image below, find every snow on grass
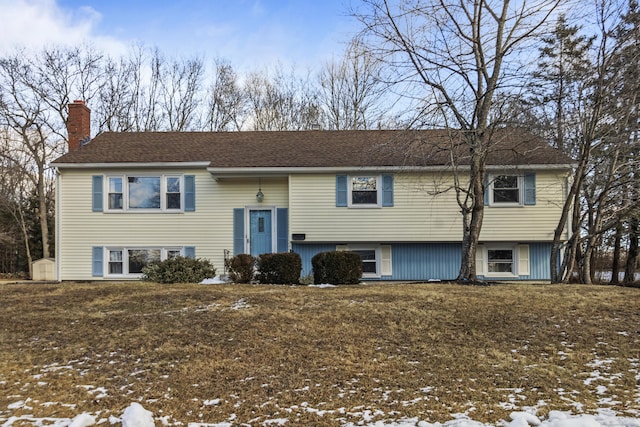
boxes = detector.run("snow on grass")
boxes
[2,284,639,427]
[3,336,639,427]
[3,397,640,427]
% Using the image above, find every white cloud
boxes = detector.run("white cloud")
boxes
[0,0,127,55]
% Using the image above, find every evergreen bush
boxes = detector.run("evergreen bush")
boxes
[141,256,215,284]
[256,252,302,284]
[311,251,362,285]
[225,254,256,283]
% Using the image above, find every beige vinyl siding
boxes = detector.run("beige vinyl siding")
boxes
[58,167,568,280]
[289,171,567,243]
[481,171,567,241]
[57,169,288,280]
[290,173,462,242]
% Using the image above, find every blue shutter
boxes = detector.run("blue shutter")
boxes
[184,246,196,258]
[276,208,288,252]
[382,175,394,207]
[233,208,245,255]
[92,246,103,277]
[92,175,103,212]
[483,175,489,206]
[184,175,195,211]
[336,175,348,207]
[524,173,536,205]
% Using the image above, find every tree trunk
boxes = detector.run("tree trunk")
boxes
[582,239,594,284]
[610,222,622,285]
[457,156,485,283]
[624,217,639,285]
[15,204,33,279]
[38,168,50,259]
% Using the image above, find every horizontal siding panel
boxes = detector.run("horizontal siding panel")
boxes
[58,169,288,280]
[290,172,566,243]
[59,167,564,281]
[481,172,566,241]
[289,174,462,242]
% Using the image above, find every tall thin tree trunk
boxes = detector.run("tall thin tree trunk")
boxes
[624,217,639,285]
[457,156,485,283]
[610,222,622,285]
[38,169,50,259]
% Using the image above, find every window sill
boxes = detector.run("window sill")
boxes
[483,273,519,278]
[103,210,185,214]
[488,203,524,208]
[106,274,143,279]
[347,204,382,209]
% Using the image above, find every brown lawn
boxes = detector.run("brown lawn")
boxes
[0,282,638,426]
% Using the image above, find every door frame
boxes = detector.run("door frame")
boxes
[245,205,276,256]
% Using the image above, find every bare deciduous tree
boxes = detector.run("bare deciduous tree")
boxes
[158,54,205,131]
[356,0,560,281]
[204,59,246,131]
[318,39,386,130]
[245,65,321,131]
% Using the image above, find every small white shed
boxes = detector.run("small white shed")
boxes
[32,258,56,281]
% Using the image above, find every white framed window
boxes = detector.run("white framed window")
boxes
[106,174,184,212]
[477,244,530,277]
[487,248,515,274]
[105,247,183,277]
[490,175,521,205]
[349,175,381,207]
[108,177,123,209]
[487,173,537,207]
[353,248,378,276]
[336,244,392,278]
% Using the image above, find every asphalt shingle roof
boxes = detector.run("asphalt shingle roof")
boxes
[52,129,572,169]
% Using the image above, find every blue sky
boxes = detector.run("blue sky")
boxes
[0,0,359,71]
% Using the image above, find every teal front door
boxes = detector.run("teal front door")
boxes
[250,210,272,257]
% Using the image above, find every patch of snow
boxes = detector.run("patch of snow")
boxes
[121,402,154,427]
[200,275,229,285]
[230,298,250,310]
[308,283,337,288]
[262,418,288,425]
[69,413,96,427]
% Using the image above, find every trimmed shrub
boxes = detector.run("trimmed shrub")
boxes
[141,256,215,284]
[311,251,362,285]
[225,254,256,283]
[256,252,302,284]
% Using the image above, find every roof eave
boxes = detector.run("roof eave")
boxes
[53,161,211,169]
[208,163,576,178]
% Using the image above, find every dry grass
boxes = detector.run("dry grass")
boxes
[0,282,638,426]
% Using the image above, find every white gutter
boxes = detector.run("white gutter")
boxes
[207,163,577,177]
[52,161,576,174]
[53,162,211,169]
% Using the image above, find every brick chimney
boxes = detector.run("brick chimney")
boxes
[67,100,91,151]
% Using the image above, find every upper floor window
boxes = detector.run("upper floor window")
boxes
[492,175,520,204]
[108,177,123,209]
[336,174,393,208]
[351,176,379,206]
[107,175,183,211]
[487,173,536,206]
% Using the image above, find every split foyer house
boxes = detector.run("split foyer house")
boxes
[52,101,573,282]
